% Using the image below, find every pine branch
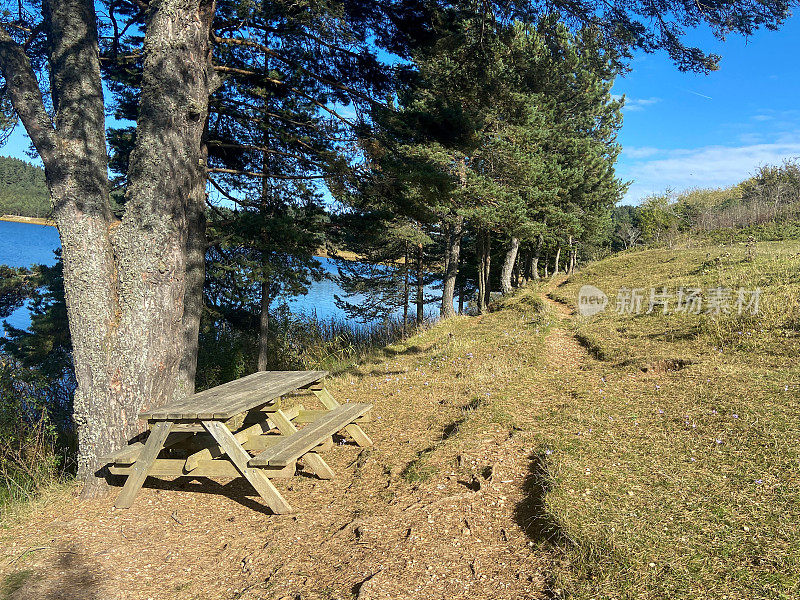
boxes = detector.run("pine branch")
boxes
[207,140,310,161]
[0,26,58,165]
[208,167,328,180]
[212,34,380,107]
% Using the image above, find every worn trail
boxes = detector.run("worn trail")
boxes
[1,281,595,600]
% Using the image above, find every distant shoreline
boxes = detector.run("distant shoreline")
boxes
[0,214,56,227]
[0,215,362,261]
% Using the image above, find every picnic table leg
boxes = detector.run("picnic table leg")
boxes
[269,409,336,480]
[312,387,373,447]
[115,421,173,509]
[184,420,271,473]
[202,420,294,514]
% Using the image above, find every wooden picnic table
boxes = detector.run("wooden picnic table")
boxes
[102,370,372,514]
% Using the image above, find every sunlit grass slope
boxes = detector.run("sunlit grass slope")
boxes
[540,241,800,598]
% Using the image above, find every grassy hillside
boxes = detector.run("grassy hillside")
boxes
[0,156,49,218]
[0,240,797,599]
[546,242,800,598]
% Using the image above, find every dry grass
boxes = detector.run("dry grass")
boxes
[0,287,557,600]
[0,241,797,599]
[541,240,800,598]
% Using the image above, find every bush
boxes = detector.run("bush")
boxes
[0,359,72,508]
[196,305,416,390]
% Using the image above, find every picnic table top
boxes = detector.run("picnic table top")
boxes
[139,370,328,421]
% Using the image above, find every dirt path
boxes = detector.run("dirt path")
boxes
[541,278,589,372]
[1,284,592,600]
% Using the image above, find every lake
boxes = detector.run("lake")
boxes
[0,220,440,332]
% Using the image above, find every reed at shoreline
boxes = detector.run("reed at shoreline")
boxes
[0,214,56,227]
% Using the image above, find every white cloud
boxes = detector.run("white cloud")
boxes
[623,146,660,159]
[612,95,661,112]
[620,141,800,204]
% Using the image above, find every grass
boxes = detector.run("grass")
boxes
[537,240,800,598]
[365,239,800,598]
[2,239,798,599]
[1,569,33,599]
[196,312,422,391]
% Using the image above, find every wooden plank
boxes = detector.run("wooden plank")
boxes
[185,419,270,472]
[100,431,196,466]
[141,372,287,419]
[202,420,293,514]
[295,409,372,424]
[114,421,172,509]
[202,372,323,420]
[249,403,372,468]
[243,434,333,453]
[243,403,293,426]
[312,389,373,447]
[266,409,335,479]
[184,402,303,472]
[99,442,144,465]
[142,374,270,420]
[109,458,296,479]
[140,370,327,420]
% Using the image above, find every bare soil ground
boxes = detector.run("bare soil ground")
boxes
[1,281,588,600]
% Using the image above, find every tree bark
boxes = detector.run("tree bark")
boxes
[403,241,409,335]
[415,242,424,326]
[477,229,491,314]
[0,0,218,496]
[258,113,273,372]
[532,233,543,280]
[483,232,492,309]
[511,251,520,287]
[551,246,561,278]
[500,236,519,295]
[440,214,462,318]
[522,251,533,283]
[568,235,576,275]
[180,123,208,392]
[257,275,271,371]
[457,246,464,315]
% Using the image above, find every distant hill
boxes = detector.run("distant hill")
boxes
[0,156,49,218]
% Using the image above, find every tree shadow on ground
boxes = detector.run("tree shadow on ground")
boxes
[137,476,275,515]
[513,451,574,549]
[513,451,577,598]
[4,544,102,600]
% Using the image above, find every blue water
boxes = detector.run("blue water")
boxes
[0,220,440,331]
[0,220,61,330]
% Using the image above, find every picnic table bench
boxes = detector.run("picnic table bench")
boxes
[101,370,372,514]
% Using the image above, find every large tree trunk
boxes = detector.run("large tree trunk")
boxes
[180,126,208,393]
[477,230,491,314]
[84,0,216,494]
[440,214,463,318]
[0,0,217,496]
[522,251,533,284]
[500,236,519,295]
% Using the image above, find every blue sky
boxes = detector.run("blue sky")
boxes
[613,13,800,204]
[3,13,799,206]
